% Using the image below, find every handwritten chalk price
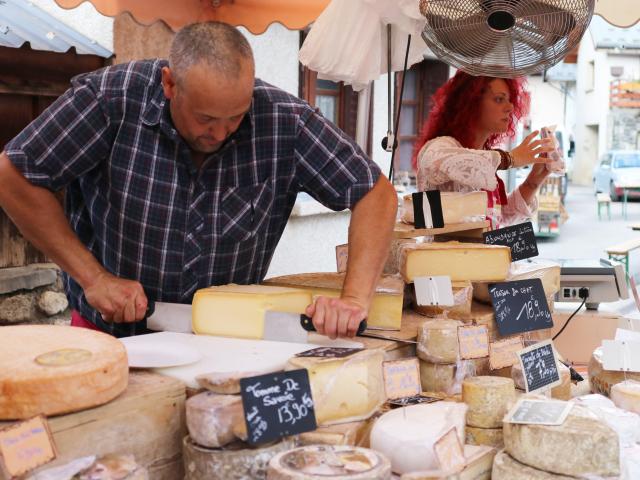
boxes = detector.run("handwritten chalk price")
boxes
[383,358,421,400]
[457,325,489,359]
[517,340,562,393]
[489,279,553,336]
[0,416,56,478]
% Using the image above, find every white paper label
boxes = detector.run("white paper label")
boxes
[414,276,454,306]
[602,339,640,372]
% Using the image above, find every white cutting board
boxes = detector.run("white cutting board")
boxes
[121,332,362,388]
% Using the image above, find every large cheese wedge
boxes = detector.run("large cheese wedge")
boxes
[492,450,575,479]
[588,346,640,396]
[192,284,311,339]
[511,362,571,400]
[183,436,294,480]
[400,242,511,283]
[417,319,464,364]
[369,402,467,474]
[463,376,516,428]
[419,357,490,395]
[267,445,392,479]
[263,272,403,330]
[503,403,620,477]
[401,191,488,225]
[285,349,385,426]
[186,392,244,448]
[400,445,495,480]
[0,325,128,419]
[465,425,504,449]
[611,380,640,414]
[473,259,561,304]
[412,281,473,318]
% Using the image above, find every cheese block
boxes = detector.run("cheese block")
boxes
[419,358,490,395]
[400,191,488,225]
[197,371,265,395]
[183,436,295,480]
[285,349,385,426]
[465,425,504,448]
[266,445,391,479]
[384,238,419,275]
[473,259,561,304]
[511,362,571,399]
[611,380,640,414]
[369,402,467,474]
[588,346,640,396]
[417,319,464,364]
[400,242,511,283]
[400,445,495,480]
[263,273,403,330]
[492,450,576,479]
[192,284,312,339]
[0,325,128,419]
[186,392,244,448]
[503,403,620,477]
[412,281,473,318]
[462,376,515,428]
[298,418,376,448]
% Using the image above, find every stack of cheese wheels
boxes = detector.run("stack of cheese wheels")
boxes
[501,403,620,478]
[511,361,572,400]
[0,325,128,419]
[462,376,515,449]
[417,320,491,395]
[266,445,391,479]
[589,347,640,396]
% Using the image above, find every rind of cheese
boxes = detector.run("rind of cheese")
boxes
[511,362,571,400]
[298,419,376,448]
[285,349,385,426]
[399,445,495,480]
[419,358,490,396]
[492,450,576,479]
[400,242,511,283]
[192,284,312,339]
[186,392,244,448]
[263,273,404,330]
[462,376,516,428]
[412,281,473,318]
[400,191,488,225]
[384,238,419,276]
[369,402,467,474]
[503,404,620,477]
[266,445,392,479]
[588,347,640,396]
[611,380,640,414]
[0,325,128,420]
[465,425,504,449]
[417,319,464,364]
[196,371,267,395]
[183,436,295,480]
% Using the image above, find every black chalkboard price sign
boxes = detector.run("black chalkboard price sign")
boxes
[483,221,538,261]
[517,340,562,393]
[489,278,553,336]
[240,369,317,446]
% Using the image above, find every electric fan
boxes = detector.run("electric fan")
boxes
[419,0,595,77]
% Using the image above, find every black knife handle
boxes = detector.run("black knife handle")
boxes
[300,314,367,335]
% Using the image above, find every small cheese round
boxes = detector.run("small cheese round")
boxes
[588,347,640,396]
[419,357,490,395]
[462,376,515,428]
[611,380,640,414]
[417,319,463,364]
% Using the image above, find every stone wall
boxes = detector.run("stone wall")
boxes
[609,109,640,150]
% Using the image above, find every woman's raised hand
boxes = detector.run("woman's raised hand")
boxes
[510,130,557,168]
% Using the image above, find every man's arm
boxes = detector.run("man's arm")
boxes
[0,152,147,323]
[306,176,397,338]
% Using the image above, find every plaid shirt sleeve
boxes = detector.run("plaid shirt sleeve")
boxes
[4,73,113,192]
[294,107,381,211]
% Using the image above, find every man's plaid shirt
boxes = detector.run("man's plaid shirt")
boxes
[5,59,381,335]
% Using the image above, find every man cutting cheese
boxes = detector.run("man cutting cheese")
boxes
[0,22,396,339]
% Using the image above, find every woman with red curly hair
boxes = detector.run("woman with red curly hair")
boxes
[413,71,556,228]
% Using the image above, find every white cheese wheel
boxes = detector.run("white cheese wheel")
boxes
[611,380,640,414]
[266,445,391,479]
[492,450,576,479]
[463,376,515,428]
[465,425,504,449]
[183,436,295,480]
[419,357,490,395]
[0,325,128,419]
[369,402,467,475]
[588,347,640,396]
[417,319,463,364]
[503,404,620,477]
[186,392,244,448]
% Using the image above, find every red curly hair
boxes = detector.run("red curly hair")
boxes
[412,71,530,170]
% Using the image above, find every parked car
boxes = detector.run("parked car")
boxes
[593,150,640,201]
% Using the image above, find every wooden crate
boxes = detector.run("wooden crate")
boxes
[0,371,186,479]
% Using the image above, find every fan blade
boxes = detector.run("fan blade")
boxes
[425,12,500,59]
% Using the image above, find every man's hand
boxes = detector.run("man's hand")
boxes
[305,296,367,339]
[84,271,148,323]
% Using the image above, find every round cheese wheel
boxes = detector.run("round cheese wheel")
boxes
[419,357,490,395]
[611,380,640,414]
[463,376,515,428]
[492,449,576,479]
[588,347,640,396]
[465,425,504,448]
[183,435,295,480]
[417,319,463,364]
[0,325,128,419]
[266,445,391,479]
[186,392,244,448]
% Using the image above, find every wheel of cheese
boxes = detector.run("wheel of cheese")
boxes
[266,445,391,479]
[492,449,576,479]
[588,347,640,396]
[463,376,515,428]
[186,392,244,448]
[0,325,128,419]
[417,319,463,364]
[503,404,620,477]
[183,435,295,480]
[611,380,640,414]
[419,357,490,395]
[465,425,504,448]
